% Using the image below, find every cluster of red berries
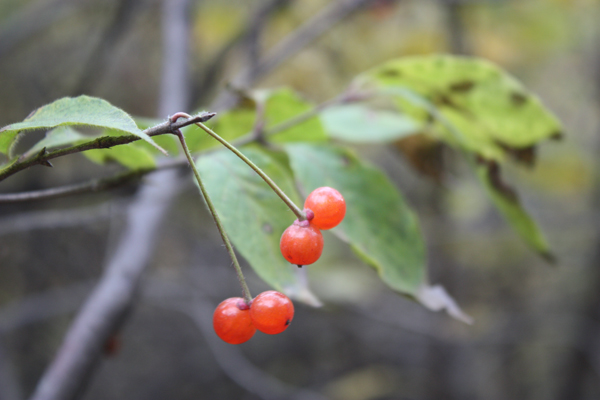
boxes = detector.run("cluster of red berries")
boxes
[213,187,345,344]
[213,291,294,344]
[280,186,346,266]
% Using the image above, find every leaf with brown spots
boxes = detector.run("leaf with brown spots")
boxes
[358,55,563,162]
[395,133,447,183]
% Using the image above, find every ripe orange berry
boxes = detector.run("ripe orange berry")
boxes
[213,297,256,344]
[280,219,324,266]
[304,187,346,230]
[250,291,294,334]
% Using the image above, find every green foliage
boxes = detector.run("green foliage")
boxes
[186,88,327,155]
[0,54,563,316]
[262,88,327,143]
[357,55,560,260]
[320,103,420,143]
[0,95,165,157]
[84,144,156,170]
[360,55,562,161]
[79,129,156,170]
[196,147,319,305]
[285,144,426,295]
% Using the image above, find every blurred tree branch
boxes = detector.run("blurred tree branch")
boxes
[211,0,381,112]
[72,0,146,95]
[0,203,122,235]
[27,0,193,398]
[192,0,294,106]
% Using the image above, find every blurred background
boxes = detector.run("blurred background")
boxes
[1,0,600,399]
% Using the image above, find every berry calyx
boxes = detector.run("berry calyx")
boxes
[250,291,294,334]
[213,297,256,344]
[280,219,324,266]
[303,187,346,230]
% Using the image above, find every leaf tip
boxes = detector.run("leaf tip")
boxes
[416,284,473,325]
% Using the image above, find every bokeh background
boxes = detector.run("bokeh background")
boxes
[1,0,600,399]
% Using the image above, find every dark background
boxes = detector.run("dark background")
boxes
[1,0,600,399]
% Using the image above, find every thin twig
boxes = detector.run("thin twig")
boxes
[174,129,253,303]
[194,119,306,220]
[0,92,354,204]
[0,169,150,203]
[0,86,360,204]
[0,112,214,183]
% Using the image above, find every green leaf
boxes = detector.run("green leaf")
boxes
[285,143,425,294]
[360,55,562,161]
[475,159,554,262]
[320,104,420,143]
[263,88,328,143]
[285,143,471,322]
[23,127,89,159]
[0,96,166,157]
[195,147,320,305]
[185,87,327,154]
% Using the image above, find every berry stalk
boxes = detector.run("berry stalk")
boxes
[172,112,306,221]
[173,128,253,304]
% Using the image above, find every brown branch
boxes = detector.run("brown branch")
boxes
[0,112,214,183]
[0,168,151,204]
[0,90,354,204]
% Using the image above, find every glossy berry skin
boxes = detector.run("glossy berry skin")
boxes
[250,291,294,334]
[213,297,256,344]
[280,219,324,265]
[304,187,346,230]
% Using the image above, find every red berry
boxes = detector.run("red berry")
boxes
[250,291,294,334]
[213,297,256,344]
[280,219,324,266]
[304,187,346,230]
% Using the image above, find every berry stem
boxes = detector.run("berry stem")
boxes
[180,114,306,221]
[173,129,253,304]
